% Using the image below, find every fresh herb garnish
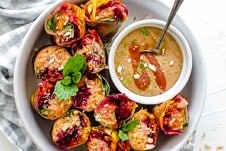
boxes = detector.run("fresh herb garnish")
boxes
[54,54,87,100]
[138,61,147,70]
[133,16,137,21]
[140,27,150,36]
[131,39,138,44]
[118,119,139,141]
[54,81,78,100]
[63,54,87,77]
[118,130,129,141]
[122,40,129,48]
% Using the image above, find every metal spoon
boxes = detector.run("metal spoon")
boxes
[140,0,184,55]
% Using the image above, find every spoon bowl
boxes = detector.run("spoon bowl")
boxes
[140,0,184,54]
[108,18,192,105]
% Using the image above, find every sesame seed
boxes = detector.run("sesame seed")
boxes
[169,60,174,66]
[117,65,123,73]
[148,64,156,72]
[128,58,132,63]
[133,73,140,79]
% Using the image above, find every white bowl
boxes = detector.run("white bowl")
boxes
[13,0,206,150]
[108,19,192,105]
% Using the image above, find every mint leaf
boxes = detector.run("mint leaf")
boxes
[63,54,87,76]
[61,76,72,85]
[118,119,139,141]
[118,130,129,141]
[54,54,87,100]
[71,72,82,84]
[121,119,139,132]
[54,81,78,100]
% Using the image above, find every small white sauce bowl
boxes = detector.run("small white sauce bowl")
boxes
[108,19,192,105]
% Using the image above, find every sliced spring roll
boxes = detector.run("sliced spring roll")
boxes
[31,70,72,120]
[33,45,71,77]
[73,74,109,112]
[45,2,85,47]
[86,126,118,151]
[152,95,189,135]
[52,109,91,150]
[72,30,106,73]
[128,109,159,150]
[82,0,128,42]
[94,93,138,129]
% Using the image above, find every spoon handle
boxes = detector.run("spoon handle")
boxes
[155,0,184,50]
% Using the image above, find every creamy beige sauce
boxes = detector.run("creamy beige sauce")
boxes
[114,26,183,96]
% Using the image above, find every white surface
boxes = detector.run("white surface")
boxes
[1,0,226,150]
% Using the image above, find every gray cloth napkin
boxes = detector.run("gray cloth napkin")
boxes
[0,0,195,151]
[0,1,56,151]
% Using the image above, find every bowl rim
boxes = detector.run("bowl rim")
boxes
[13,0,207,150]
[108,19,192,105]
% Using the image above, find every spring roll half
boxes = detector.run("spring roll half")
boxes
[152,95,189,135]
[82,0,128,42]
[31,70,72,120]
[73,74,109,112]
[94,93,138,129]
[33,45,71,78]
[72,29,106,74]
[45,2,85,47]
[86,126,118,151]
[128,109,159,150]
[52,109,91,150]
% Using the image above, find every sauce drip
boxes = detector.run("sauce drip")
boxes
[129,43,150,90]
[128,43,166,91]
[144,53,166,91]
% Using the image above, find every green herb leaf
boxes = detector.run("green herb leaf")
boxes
[140,27,150,36]
[131,39,138,44]
[118,130,129,141]
[63,54,87,76]
[71,72,82,84]
[121,119,139,132]
[61,76,72,85]
[118,119,139,141]
[54,54,87,100]
[54,81,78,100]
[138,61,147,70]
[133,16,137,21]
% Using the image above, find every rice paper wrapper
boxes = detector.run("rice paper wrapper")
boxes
[152,95,189,136]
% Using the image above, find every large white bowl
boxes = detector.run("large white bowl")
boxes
[14,0,207,150]
[108,19,192,105]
